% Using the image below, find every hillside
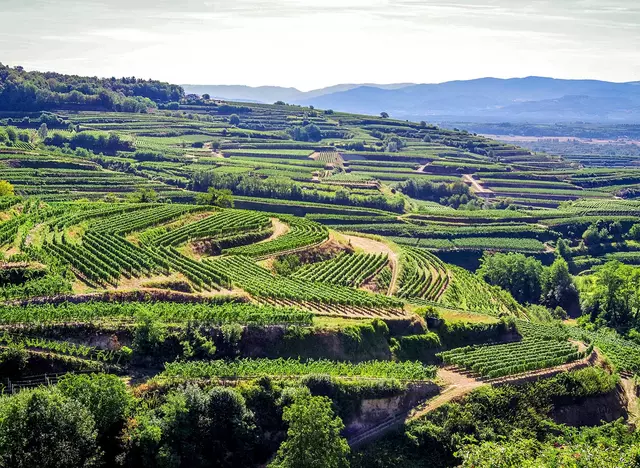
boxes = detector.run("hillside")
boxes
[0,68,639,467]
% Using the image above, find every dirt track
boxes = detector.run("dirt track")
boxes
[463,174,493,194]
[257,218,290,244]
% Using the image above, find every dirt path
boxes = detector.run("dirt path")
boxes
[463,174,493,194]
[342,234,399,296]
[408,368,484,420]
[257,218,290,244]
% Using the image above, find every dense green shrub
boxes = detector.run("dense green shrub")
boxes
[0,388,101,468]
[0,344,28,377]
[391,333,442,361]
[122,385,257,468]
[435,321,509,349]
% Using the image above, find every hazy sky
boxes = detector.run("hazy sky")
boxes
[2,0,639,90]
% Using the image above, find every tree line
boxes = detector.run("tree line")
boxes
[191,172,406,212]
[0,63,184,113]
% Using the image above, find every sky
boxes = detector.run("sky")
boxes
[1,0,639,90]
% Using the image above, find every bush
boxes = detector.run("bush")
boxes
[0,388,101,468]
[391,333,442,361]
[436,321,508,348]
[122,385,257,467]
[0,344,28,377]
[415,306,440,320]
[132,310,165,355]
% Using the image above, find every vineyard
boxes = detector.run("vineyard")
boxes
[292,252,388,287]
[438,338,587,378]
[0,85,639,467]
[0,301,313,326]
[224,215,329,257]
[156,358,437,382]
[204,255,405,316]
[396,248,449,301]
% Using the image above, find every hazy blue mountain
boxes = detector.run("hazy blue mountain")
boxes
[183,77,640,122]
[294,77,640,122]
[181,83,413,105]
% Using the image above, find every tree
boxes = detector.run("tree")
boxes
[5,127,17,142]
[288,123,322,142]
[196,187,234,207]
[551,306,568,320]
[609,221,624,241]
[229,114,240,126]
[0,180,14,197]
[128,188,158,203]
[270,390,349,468]
[0,388,100,468]
[58,373,132,435]
[380,112,389,118]
[542,258,580,316]
[628,223,640,241]
[419,121,427,128]
[58,374,132,463]
[582,223,607,246]
[37,123,48,140]
[582,261,640,330]
[123,386,256,467]
[555,238,571,261]
[202,93,210,100]
[132,310,165,355]
[477,252,543,304]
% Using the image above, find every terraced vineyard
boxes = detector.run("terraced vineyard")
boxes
[292,252,388,287]
[439,338,587,378]
[225,215,328,257]
[204,255,404,317]
[396,247,449,301]
[0,301,313,326]
[440,265,526,317]
[1,73,640,467]
[147,209,270,247]
[157,358,437,382]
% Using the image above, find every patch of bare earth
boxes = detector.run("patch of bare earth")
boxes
[258,218,290,244]
[112,273,186,291]
[462,174,493,194]
[409,368,484,420]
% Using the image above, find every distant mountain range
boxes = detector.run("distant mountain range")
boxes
[181,83,413,104]
[182,77,640,123]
